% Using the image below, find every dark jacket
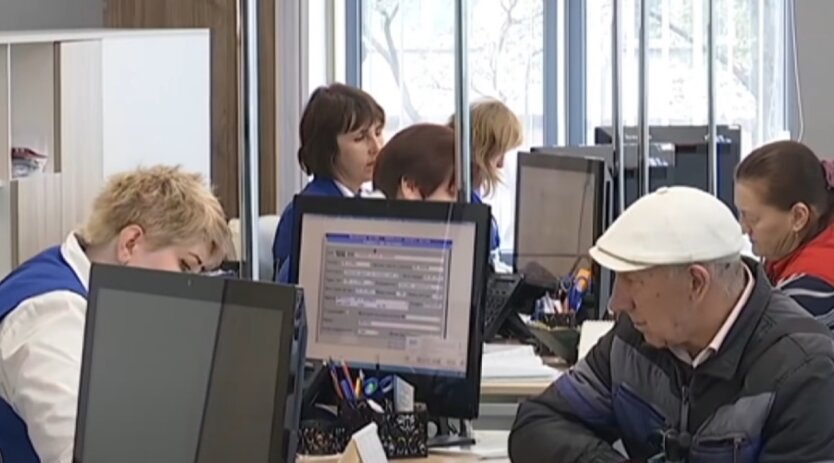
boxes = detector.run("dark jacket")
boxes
[471,191,500,252]
[509,259,834,463]
[272,176,346,282]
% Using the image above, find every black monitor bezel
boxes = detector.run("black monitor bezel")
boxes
[289,195,490,420]
[75,264,299,463]
[513,151,606,284]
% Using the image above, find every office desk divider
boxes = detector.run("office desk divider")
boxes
[299,399,428,459]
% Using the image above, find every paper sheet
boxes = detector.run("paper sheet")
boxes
[482,343,562,380]
[337,422,388,463]
[578,321,615,360]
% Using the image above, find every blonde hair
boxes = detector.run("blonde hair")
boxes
[447,99,523,196]
[78,165,233,267]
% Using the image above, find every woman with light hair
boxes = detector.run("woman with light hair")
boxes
[0,165,232,463]
[448,99,523,253]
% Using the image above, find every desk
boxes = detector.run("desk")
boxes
[481,379,552,398]
[478,373,561,431]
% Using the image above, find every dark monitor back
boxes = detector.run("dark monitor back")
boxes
[513,152,605,285]
[75,265,306,463]
[593,124,742,147]
[593,125,740,214]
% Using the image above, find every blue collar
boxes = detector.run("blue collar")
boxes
[307,176,345,197]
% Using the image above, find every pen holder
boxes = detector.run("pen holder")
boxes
[338,400,429,459]
[298,419,350,456]
[538,312,578,328]
[373,407,428,459]
[528,317,581,364]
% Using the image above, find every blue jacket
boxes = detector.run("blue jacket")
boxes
[273,177,346,282]
[471,191,500,252]
[0,246,87,463]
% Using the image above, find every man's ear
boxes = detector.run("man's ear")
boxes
[116,224,144,265]
[688,264,711,303]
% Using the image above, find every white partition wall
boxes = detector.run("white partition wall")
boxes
[0,29,211,276]
[101,33,211,180]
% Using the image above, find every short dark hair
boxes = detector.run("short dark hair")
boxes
[735,140,834,239]
[297,83,385,177]
[373,123,456,199]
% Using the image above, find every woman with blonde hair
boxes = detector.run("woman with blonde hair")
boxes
[448,98,523,252]
[0,165,232,463]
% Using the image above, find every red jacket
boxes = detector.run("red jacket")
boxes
[766,221,834,328]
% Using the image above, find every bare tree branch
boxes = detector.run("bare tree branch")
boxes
[648,9,752,91]
[489,0,523,101]
[363,2,421,123]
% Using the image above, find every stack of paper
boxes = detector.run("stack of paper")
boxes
[481,344,562,382]
[430,430,510,460]
[577,321,615,361]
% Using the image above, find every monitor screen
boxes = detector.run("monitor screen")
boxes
[291,196,490,419]
[514,152,604,282]
[75,266,301,463]
[298,214,476,378]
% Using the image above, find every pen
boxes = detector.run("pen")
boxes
[341,360,353,386]
[328,364,343,400]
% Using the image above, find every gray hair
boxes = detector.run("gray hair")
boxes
[665,255,746,296]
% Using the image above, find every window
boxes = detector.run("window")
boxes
[356,0,788,256]
[360,0,545,253]
[585,0,788,154]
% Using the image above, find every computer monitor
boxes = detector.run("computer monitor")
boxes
[593,124,741,214]
[289,196,490,420]
[74,265,306,463]
[514,151,605,287]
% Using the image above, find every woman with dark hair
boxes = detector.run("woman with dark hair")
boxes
[372,123,457,201]
[735,140,834,327]
[272,83,385,281]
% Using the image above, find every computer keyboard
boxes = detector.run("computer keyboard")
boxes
[483,273,524,341]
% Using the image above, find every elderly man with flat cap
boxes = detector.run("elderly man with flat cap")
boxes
[509,186,834,463]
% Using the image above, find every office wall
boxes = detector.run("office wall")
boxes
[0,0,102,30]
[104,0,278,216]
[101,33,211,180]
[794,0,834,158]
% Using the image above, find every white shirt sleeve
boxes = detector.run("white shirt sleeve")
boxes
[0,291,86,463]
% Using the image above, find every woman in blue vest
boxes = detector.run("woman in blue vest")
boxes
[447,99,523,254]
[0,166,232,463]
[273,83,385,282]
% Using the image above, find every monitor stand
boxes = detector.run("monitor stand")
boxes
[427,418,476,448]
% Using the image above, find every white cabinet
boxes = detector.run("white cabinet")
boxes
[0,29,210,276]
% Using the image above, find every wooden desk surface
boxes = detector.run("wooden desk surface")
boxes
[480,379,552,397]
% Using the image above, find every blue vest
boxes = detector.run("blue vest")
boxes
[272,177,345,282]
[0,246,87,463]
[471,191,501,252]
